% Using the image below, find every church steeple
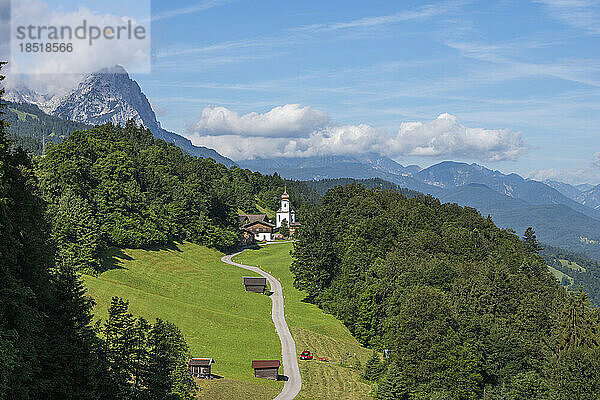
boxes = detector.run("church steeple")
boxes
[276,186,294,228]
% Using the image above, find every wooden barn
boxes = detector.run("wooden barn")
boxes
[251,360,280,380]
[243,276,267,293]
[188,358,214,379]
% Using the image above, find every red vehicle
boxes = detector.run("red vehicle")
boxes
[318,357,329,362]
[299,351,313,360]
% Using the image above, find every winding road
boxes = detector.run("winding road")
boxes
[221,248,301,400]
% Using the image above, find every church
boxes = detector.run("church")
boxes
[238,188,300,242]
[276,187,301,235]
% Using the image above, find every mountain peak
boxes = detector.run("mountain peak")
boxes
[96,65,128,75]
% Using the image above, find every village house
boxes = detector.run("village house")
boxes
[188,358,215,379]
[243,276,267,293]
[251,360,280,380]
[238,214,274,241]
[238,189,301,242]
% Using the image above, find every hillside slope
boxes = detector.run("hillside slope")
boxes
[84,242,370,400]
[234,243,371,400]
[84,242,282,399]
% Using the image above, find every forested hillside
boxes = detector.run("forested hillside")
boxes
[5,101,90,154]
[303,177,421,198]
[35,121,317,273]
[541,245,600,307]
[0,66,196,400]
[291,184,600,399]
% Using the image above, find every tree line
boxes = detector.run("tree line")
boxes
[291,184,600,399]
[35,119,317,274]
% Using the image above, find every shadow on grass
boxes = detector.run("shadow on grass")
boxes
[100,247,133,273]
[141,240,183,253]
[225,244,262,255]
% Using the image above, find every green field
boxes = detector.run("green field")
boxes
[84,241,370,399]
[548,265,574,286]
[84,242,282,399]
[558,258,586,272]
[234,243,372,400]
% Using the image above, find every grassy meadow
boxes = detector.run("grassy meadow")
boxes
[84,242,282,398]
[83,241,370,399]
[234,243,372,400]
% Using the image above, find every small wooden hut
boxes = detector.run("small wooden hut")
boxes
[188,358,214,379]
[251,360,280,380]
[243,276,267,293]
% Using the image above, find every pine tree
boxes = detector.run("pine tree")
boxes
[523,227,543,254]
[0,61,53,400]
[145,319,196,400]
[362,350,384,381]
[104,297,137,396]
[42,266,111,400]
[280,219,290,237]
[377,363,407,400]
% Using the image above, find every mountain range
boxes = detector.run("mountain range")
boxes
[240,157,600,261]
[544,180,600,210]
[6,66,235,167]
[7,65,600,262]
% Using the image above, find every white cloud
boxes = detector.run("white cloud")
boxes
[291,2,458,33]
[8,0,150,78]
[387,113,527,161]
[188,105,528,162]
[534,0,600,35]
[189,104,329,137]
[528,152,600,185]
[152,0,232,22]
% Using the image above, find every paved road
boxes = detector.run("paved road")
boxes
[221,249,301,400]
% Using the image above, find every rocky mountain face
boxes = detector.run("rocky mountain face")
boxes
[6,66,236,167]
[50,65,160,130]
[577,185,600,210]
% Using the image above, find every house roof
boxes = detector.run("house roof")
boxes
[243,220,275,229]
[243,276,267,286]
[252,360,280,369]
[188,358,214,367]
[239,214,269,225]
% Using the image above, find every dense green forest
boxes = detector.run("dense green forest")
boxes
[4,101,91,155]
[541,244,600,307]
[303,177,421,198]
[291,184,600,399]
[35,121,317,273]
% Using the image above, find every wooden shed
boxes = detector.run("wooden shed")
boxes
[243,276,267,293]
[251,360,280,380]
[188,358,214,379]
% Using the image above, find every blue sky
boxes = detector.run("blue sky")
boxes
[4,0,600,183]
